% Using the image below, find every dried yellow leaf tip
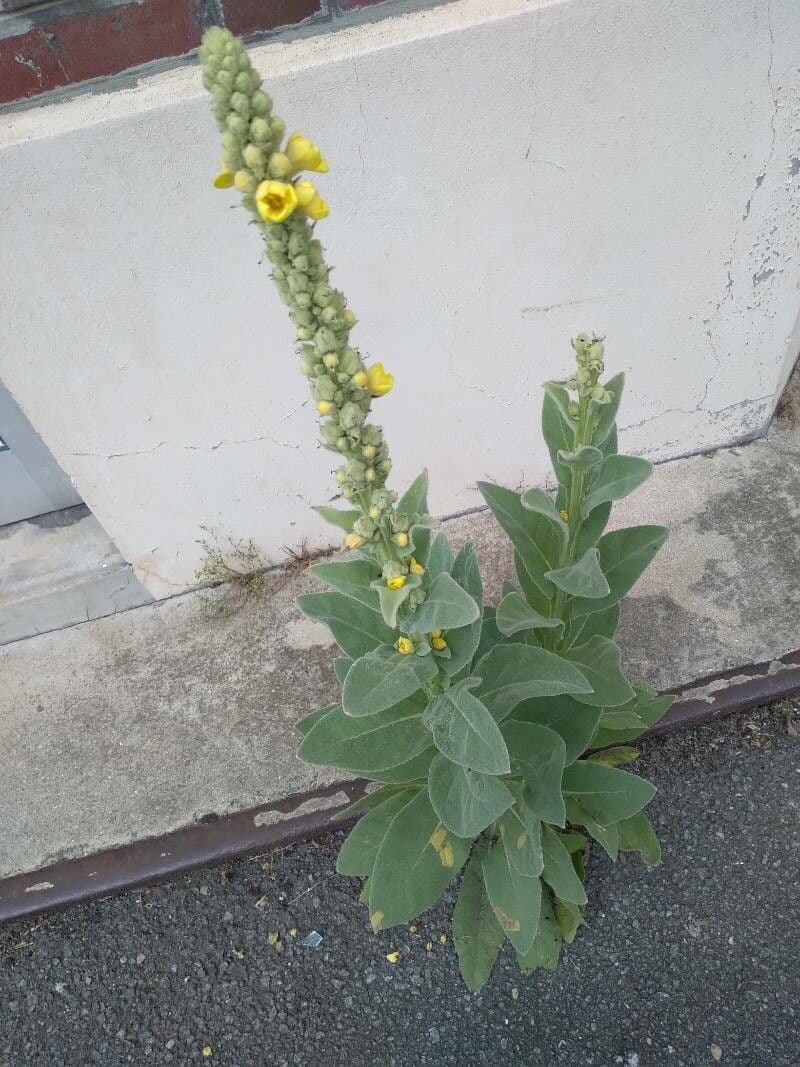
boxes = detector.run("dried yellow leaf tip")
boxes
[430,827,447,851]
[386,951,400,964]
[429,826,454,868]
[370,910,384,933]
[493,906,521,933]
[425,941,433,951]
[439,933,448,944]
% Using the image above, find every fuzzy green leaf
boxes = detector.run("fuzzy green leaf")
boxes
[342,647,437,718]
[591,685,674,748]
[543,382,577,430]
[565,797,620,860]
[453,846,506,993]
[295,703,338,738]
[299,694,429,774]
[368,790,468,930]
[337,790,416,876]
[557,445,603,469]
[587,746,640,767]
[296,591,394,659]
[477,482,562,597]
[474,644,593,723]
[337,783,417,820]
[498,784,544,878]
[424,680,511,775]
[581,454,652,517]
[444,544,484,676]
[482,841,542,955]
[617,810,662,865]
[502,721,567,826]
[333,656,353,684]
[542,388,574,489]
[310,558,381,611]
[313,505,359,533]
[372,573,421,628]
[512,695,601,765]
[520,487,568,541]
[545,548,610,599]
[425,532,454,578]
[564,604,620,649]
[514,552,553,616]
[397,470,429,519]
[561,635,635,708]
[554,897,584,943]
[541,824,587,905]
[562,760,656,823]
[495,592,563,637]
[371,746,437,784]
[591,371,624,445]
[571,525,668,617]
[428,753,514,838]
[516,889,562,972]
[402,571,480,634]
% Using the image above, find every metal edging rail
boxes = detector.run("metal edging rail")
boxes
[1,647,798,927]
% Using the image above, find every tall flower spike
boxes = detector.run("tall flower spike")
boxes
[200,27,406,575]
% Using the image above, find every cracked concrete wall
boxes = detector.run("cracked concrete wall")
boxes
[1,0,798,597]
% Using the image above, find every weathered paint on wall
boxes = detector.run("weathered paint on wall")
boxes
[1,0,798,597]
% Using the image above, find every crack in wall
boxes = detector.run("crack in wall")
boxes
[72,434,300,461]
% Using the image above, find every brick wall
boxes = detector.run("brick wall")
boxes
[0,0,420,106]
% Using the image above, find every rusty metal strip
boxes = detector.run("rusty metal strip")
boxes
[1,648,798,927]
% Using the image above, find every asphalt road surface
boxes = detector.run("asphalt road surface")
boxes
[1,700,798,1067]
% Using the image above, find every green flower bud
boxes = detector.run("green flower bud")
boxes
[320,305,339,325]
[250,90,272,115]
[336,436,349,451]
[226,114,248,138]
[590,385,611,404]
[378,459,392,474]
[362,444,377,460]
[586,341,604,363]
[320,421,341,448]
[235,71,252,92]
[292,255,310,273]
[249,117,271,144]
[576,367,592,386]
[338,348,361,375]
[230,91,250,118]
[339,403,365,431]
[353,516,376,538]
[288,272,310,294]
[568,401,580,418]
[361,424,383,447]
[314,327,338,354]
[341,486,355,500]
[300,351,318,376]
[294,309,314,327]
[369,505,382,521]
[323,353,339,370]
[313,284,333,307]
[365,468,376,483]
[295,292,313,309]
[571,332,592,356]
[335,468,348,485]
[243,143,265,169]
[314,376,336,401]
[382,561,404,580]
[270,117,286,143]
[348,460,366,482]
[287,233,306,257]
[297,327,313,341]
[215,70,234,92]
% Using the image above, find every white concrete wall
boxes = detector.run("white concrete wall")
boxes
[1,0,798,598]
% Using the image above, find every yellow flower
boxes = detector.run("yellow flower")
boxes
[394,532,409,548]
[202,1047,213,1059]
[286,132,329,173]
[295,180,329,220]
[345,532,367,550]
[352,370,368,388]
[395,636,415,655]
[387,575,406,590]
[317,400,334,416]
[409,558,425,575]
[366,363,394,397]
[560,509,569,521]
[431,635,447,651]
[213,164,234,189]
[234,169,256,193]
[255,180,298,223]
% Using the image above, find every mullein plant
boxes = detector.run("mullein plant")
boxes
[201,27,673,991]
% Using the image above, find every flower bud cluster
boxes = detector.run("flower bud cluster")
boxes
[567,333,611,407]
[201,26,411,576]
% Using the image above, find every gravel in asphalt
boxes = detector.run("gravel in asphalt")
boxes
[1,700,798,1067]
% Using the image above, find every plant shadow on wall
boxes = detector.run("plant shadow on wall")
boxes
[201,28,672,992]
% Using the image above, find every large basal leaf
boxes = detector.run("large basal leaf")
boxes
[453,846,506,993]
[444,544,484,677]
[495,592,563,637]
[562,760,656,823]
[338,783,418,820]
[581,454,652,517]
[310,558,381,611]
[342,646,437,718]
[313,505,359,533]
[424,680,511,775]
[515,889,562,973]
[565,797,620,860]
[296,591,394,659]
[477,482,561,597]
[368,789,468,930]
[571,525,668,617]
[474,644,593,722]
[295,702,338,738]
[482,840,543,955]
[428,752,514,838]
[591,685,674,748]
[617,810,662,865]
[545,548,610,599]
[298,694,430,774]
[402,571,479,634]
[563,604,620,650]
[511,695,601,765]
[540,824,587,905]
[498,783,544,878]
[336,789,416,876]
[397,469,429,519]
[561,635,635,708]
[591,371,624,445]
[371,746,437,784]
[502,721,567,827]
